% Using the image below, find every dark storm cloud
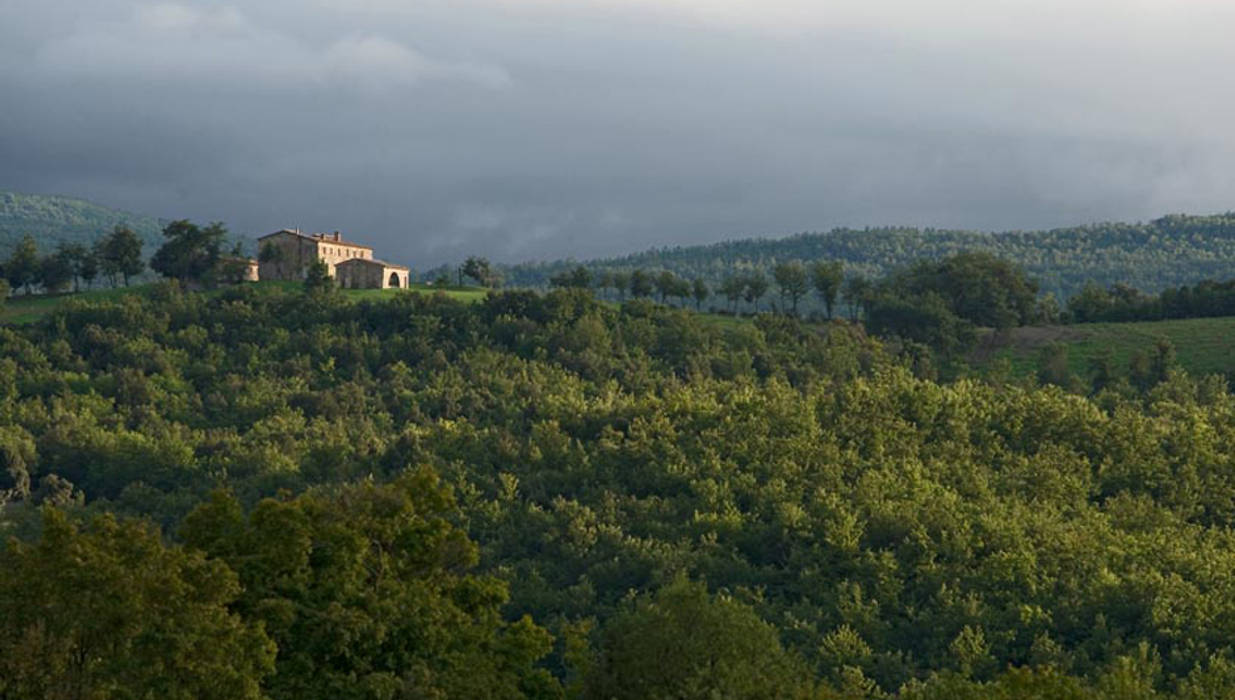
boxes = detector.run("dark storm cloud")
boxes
[2,0,1234,266]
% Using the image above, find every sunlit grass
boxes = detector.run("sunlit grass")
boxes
[0,280,490,325]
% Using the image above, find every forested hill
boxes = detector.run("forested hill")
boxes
[503,213,1235,298]
[0,189,164,253]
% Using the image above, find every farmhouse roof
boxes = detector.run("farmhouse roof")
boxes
[258,228,373,250]
[336,257,410,271]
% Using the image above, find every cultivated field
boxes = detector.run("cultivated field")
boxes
[977,315,1235,378]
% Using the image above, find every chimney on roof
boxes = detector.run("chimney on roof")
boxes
[333,231,341,241]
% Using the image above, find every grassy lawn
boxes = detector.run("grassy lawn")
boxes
[977,316,1235,378]
[1,281,489,325]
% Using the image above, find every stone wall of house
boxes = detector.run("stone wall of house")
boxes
[337,260,409,289]
[257,231,374,281]
[313,233,372,276]
[258,232,314,281]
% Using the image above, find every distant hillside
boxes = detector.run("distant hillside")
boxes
[0,190,164,254]
[502,213,1235,300]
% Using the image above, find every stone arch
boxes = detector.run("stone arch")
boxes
[388,271,401,288]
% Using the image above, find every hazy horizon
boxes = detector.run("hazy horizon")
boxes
[3,0,1234,266]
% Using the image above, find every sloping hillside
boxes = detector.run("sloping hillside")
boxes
[0,190,164,253]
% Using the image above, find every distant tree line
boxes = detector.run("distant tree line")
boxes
[0,218,260,300]
[1,226,145,296]
[501,212,1235,303]
[1066,277,1235,324]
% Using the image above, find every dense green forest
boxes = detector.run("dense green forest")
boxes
[0,190,164,253]
[5,282,1235,697]
[498,213,1235,303]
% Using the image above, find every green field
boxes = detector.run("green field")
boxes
[977,315,1235,378]
[0,281,489,325]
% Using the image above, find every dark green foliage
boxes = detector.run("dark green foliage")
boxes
[0,508,274,699]
[463,255,500,287]
[303,259,335,294]
[773,260,809,315]
[150,219,226,284]
[866,291,977,357]
[4,235,39,294]
[692,277,709,310]
[1067,277,1235,324]
[863,252,1037,357]
[3,285,1235,697]
[654,270,691,305]
[37,249,74,293]
[585,577,815,699]
[96,225,146,286]
[883,252,1039,330]
[56,242,96,292]
[629,268,654,297]
[180,471,558,700]
[551,265,593,289]
[811,260,844,318]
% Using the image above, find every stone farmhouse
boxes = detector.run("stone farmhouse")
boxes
[256,229,409,289]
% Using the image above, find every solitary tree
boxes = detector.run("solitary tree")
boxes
[692,278,710,310]
[57,242,95,292]
[811,260,844,319]
[843,274,872,321]
[611,270,631,300]
[96,225,145,287]
[773,261,809,315]
[461,256,498,287]
[38,250,75,293]
[742,272,769,312]
[4,235,39,294]
[550,265,593,290]
[720,276,744,312]
[150,220,225,285]
[629,269,654,298]
[586,577,814,699]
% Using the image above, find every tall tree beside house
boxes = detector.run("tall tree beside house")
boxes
[150,219,225,286]
[810,260,844,319]
[303,259,334,294]
[96,225,145,287]
[258,241,287,279]
[4,235,40,295]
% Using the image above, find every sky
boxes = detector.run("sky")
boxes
[2,0,1234,266]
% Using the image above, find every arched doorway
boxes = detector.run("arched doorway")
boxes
[388,272,401,288]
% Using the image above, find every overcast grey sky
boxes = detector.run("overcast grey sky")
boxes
[2,0,1233,265]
